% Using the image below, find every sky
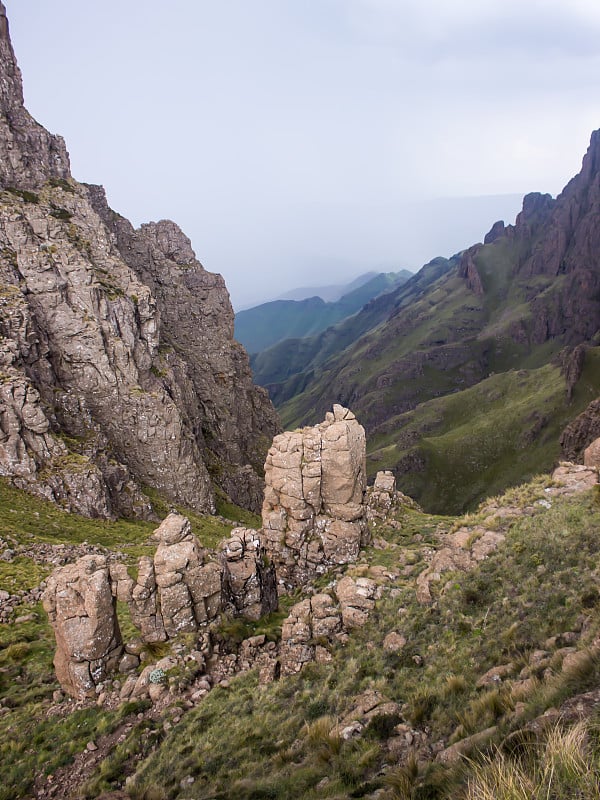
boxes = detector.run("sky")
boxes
[6,1,600,308]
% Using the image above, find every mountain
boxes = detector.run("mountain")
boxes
[234,270,412,354]
[273,130,600,513]
[275,270,381,302]
[251,257,455,401]
[0,2,279,516]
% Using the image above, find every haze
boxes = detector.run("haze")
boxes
[7,1,600,308]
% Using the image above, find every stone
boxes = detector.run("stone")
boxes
[118,653,140,673]
[0,3,279,519]
[335,576,378,629]
[584,437,600,468]
[549,462,598,495]
[261,406,369,587]
[42,555,122,699]
[383,632,407,653]
[220,528,278,620]
[476,663,514,687]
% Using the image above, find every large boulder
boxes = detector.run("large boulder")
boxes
[149,513,222,637]
[261,405,369,588]
[42,555,122,698]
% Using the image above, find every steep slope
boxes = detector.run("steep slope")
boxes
[252,257,453,400]
[277,131,600,511]
[0,3,279,516]
[4,467,600,799]
[234,270,411,354]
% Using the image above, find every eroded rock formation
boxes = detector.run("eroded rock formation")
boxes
[220,528,278,621]
[279,575,379,676]
[0,4,279,517]
[45,514,278,698]
[42,555,122,698]
[44,408,373,698]
[261,404,369,588]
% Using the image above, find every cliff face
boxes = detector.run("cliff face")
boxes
[0,6,279,516]
[0,3,70,190]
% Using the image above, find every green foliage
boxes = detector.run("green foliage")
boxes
[46,177,75,193]
[114,487,600,799]
[4,186,40,203]
[3,474,600,798]
[49,204,72,221]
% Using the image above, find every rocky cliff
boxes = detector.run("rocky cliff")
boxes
[0,3,279,517]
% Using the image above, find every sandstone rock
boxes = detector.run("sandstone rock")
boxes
[262,405,369,587]
[0,3,70,191]
[90,202,281,514]
[583,437,600,468]
[549,462,597,495]
[437,726,498,764]
[42,555,122,698]
[220,528,278,621]
[383,632,407,653]
[280,593,342,676]
[152,514,221,637]
[561,398,600,462]
[335,576,378,628]
[0,4,279,517]
[476,663,514,688]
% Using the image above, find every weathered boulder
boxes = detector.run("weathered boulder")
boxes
[220,528,278,621]
[279,577,379,677]
[152,513,222,637]
[261,405,369,587]
[42,555,122,699]
[335,576,379,629]
[279,593,343,676]
[583,437,600,468]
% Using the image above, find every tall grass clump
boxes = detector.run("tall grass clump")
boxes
[463,721,600,800]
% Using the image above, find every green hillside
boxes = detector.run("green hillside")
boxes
[235,271,412,354]
[4,474,600,798]
[251,259,452,396]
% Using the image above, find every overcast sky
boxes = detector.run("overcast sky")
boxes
[6,1,600,308]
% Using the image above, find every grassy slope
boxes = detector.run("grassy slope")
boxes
[271,235,600,514]
[0,481,261,800]
[367,348,600,514]
[123,481,600,800]
[255,258,453,400]
[2,475,600,798]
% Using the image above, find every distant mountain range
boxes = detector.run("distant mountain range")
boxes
[273,271,387,302]
[252,130,600,513]
[234,270,412,354]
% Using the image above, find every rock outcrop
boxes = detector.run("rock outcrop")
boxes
[0,2,70,191]
[279,575,379,676]
[42,555,122,698]
[0,5,279,517]
[45,513,278,698]
[220,528,278,621]
[261,404,369,588]
[560,397,600,463]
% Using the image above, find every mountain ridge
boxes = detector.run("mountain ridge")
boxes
[235,270,412,354]
[271,130,600,511]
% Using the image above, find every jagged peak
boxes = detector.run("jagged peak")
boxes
[578,127,600,185]
[0,0,24,111]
